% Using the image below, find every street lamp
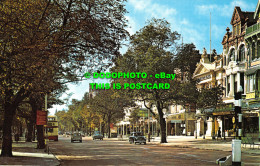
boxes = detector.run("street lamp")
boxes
[163,108,168,137]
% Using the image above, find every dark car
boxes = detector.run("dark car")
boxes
[71,133,82,143]
[92,131,103,140]
[129,132,146,145]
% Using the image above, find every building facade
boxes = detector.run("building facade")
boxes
[244,1,260,140]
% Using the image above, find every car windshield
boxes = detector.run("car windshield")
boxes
[74,133,80,136]
[94,131,101,135]
[132,132,143,136]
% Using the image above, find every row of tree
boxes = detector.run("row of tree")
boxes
[0,0,128,157]
[110,19,224,143]
[56,88,135,138]
[56,19,224,144]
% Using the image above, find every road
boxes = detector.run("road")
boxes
[48,136,235,166]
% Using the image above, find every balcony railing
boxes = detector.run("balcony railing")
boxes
[246,22,260,37]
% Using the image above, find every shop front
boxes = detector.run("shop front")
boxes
[167,112,195,136]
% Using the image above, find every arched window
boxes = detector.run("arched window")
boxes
[238,45,245,62]
[229,49,235,63]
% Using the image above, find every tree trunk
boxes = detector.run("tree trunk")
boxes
[26,120,33,142]
[107,116,111,138]
[157,102,167,143]
[36,125,45,149]
[1,104,15,157]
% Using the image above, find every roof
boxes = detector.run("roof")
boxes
[254,0,260,19]
[193,62,215,79]
[230,6,255,25]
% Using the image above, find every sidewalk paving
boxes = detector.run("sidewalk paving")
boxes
[0,141,60,166]
[151,136,260,155]
[115,135,260,155]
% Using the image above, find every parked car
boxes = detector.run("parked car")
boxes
[79,131,85,137]
[71,133,82,143]
[92,131,103,140]
[129,132,146,145]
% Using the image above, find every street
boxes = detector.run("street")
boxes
[49,136,231,166]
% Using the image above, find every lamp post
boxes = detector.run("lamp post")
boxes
[232,86,243,166]
[148,108,150,142]
[163,108,168,137]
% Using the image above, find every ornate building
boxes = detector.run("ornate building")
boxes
[193,48,225,137]
[244,1,260,140]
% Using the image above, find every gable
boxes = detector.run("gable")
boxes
[254,0,260,19]
[193,63,210,77]
[230,7,243,25]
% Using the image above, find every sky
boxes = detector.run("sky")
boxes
[49,0,258,115]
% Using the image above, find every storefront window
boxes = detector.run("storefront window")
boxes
[247,74,255,92]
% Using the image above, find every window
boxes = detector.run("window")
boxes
[240,73,244,93]
[237,24,240,35]
[238,45,245,62]
[247,74,255,92]
[48,128,53,133]
[229,49,235,63]
[257,71,260,91]
[233,25,236,36]
[258,42,260,59]
[227,76,230,96]
[252,43,255,60]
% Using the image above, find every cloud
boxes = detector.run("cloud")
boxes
[129,0,177,18]
[196,0,255,17]
[128,0,152,11]
[125,15,137,35]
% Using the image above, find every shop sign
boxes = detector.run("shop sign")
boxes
[246,92,255,99]
[170,120,182,123]
[36,110,47,125]
[198,75,211,81]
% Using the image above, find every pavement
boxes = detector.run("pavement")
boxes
[0,140,60,166]
[0,135,259,165]
[150,136,260,155]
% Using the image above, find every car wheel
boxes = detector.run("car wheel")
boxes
[134,141,137,144]
[80,140,82,143]
[71,140,73,143]
[144,142,146,145]
[101,138,103,140]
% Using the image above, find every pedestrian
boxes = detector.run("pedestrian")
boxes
[217,127,222,140]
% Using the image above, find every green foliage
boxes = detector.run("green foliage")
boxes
[174,43,200,81]
[197,85,224,110]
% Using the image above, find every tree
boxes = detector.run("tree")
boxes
[196,84,224,139]
[89,88,135,137]
[112,18,181,143]
[0,0,128,157]
[174,43,200,81]
[197,85,224,110]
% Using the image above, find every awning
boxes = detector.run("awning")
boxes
[248,100,260,109]
[204,108,215,113]
[245,66,259,75]
[170,120,182,123]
